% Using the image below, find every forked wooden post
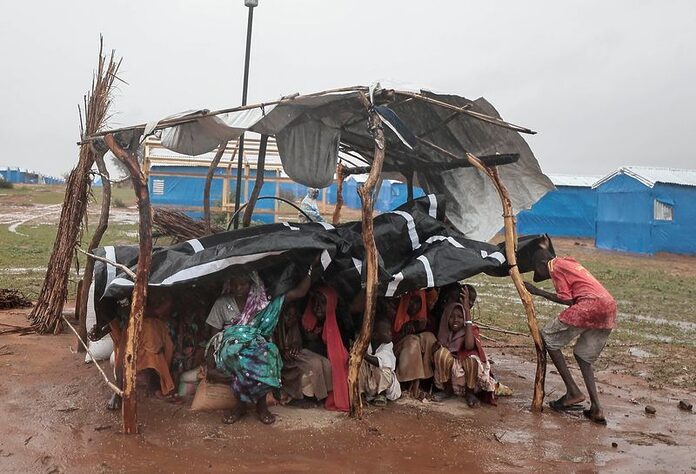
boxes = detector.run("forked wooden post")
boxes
[104,133,154,433]
[203,141,228,234]
[332,163,346,225]
[348,97,386,417]
[242,135,268,227]
[465,154,546,411]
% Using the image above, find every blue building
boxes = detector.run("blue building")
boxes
[0,167,65,185]
[517,175,600,238]
[593,167,696,255]
[343,176,425,212]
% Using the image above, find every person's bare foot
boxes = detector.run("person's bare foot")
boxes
[287,398,317,409]
[255,397,276,424]
[107,393,122,411]
[223,404,246,424]
[409,380,423,399]
[464,391,480,408]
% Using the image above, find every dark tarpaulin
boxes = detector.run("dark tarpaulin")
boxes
[91,196,551,332]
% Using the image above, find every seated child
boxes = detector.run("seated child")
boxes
[432,284,498,407]
[276,302,333,408]
[359,318,401,406]
[391,290,438,399]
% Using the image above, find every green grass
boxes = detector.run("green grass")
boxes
[0,222,139,299]
[0,184,68,205]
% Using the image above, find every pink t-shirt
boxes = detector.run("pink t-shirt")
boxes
[550,257,617,329]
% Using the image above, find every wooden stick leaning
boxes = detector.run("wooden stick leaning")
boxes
[75,247,135,279]
[203,141,229,234]
[62,315,123,396]
[477,322,530,337]
[465,156,547,412]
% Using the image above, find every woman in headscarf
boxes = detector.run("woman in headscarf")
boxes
[432,284,497,407]
[301,286,350,411]
[391,290,438,399]
[207,267,314,425]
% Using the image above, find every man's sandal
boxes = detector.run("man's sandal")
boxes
[583,409,607,426]
[549,398,584,412]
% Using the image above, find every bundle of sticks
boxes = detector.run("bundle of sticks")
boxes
[153,208,223,243]
[0,289,33,310]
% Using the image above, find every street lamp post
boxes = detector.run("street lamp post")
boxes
[232,0,258,228]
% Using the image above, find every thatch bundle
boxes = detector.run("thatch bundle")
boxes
[153,208,223,243]
[29,38,121,334]
[0,289,32,310]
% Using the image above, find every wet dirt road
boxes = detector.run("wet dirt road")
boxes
[1,309,694,473]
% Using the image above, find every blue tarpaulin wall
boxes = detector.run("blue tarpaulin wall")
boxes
[595,173,696,255]
[343,178,425,211]
[149,166,279,224]
[149,166,425,223]
[517,186,597,238]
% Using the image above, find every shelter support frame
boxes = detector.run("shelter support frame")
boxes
[347,94,386,417]
[104,133,154,434]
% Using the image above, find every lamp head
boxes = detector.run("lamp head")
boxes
[244,0,258,7]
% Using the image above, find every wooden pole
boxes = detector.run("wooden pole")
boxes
[348,95,386,418]
[242,134,268,227]
[203,142,228,234]
[332,163,346,225]
[406,168,414,202]
[77,148,111,351]
[104,133,153,434]
[464,154,546,412]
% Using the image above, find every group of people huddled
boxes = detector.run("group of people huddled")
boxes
[104,245,617,426]
[106,259,508,425]
[203,264,508,425]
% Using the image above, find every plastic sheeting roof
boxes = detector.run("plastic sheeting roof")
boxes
[593,166,696,189]
[97,84,554,241]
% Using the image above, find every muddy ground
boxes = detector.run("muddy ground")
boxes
[1,309,694,473]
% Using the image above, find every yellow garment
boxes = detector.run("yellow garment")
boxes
[394,332,436,382]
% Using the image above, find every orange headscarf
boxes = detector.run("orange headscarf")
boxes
[392,289,428,334]
[302,287,349,412]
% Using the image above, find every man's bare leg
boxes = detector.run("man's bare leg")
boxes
[409,379,421,398]
[547,348,585,407]
[576,355,605,423]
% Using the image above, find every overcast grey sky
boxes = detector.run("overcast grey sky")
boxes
[1,0,694,178]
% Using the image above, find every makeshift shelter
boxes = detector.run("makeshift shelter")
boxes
[593,166,696,255]
[517,174,599,238]
[77,81,554,432]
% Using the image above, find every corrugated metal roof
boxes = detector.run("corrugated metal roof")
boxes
[548,174,601,188]
[593,166,696,189]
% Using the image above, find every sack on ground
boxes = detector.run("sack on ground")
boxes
[84,282,113,363]
[190,379,237,411]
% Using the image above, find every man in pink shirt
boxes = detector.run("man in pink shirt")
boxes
[525,248,617,425]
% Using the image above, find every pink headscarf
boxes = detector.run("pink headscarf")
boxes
[237,272,270,326]
[437,302,487,363]
[437,302,467,353]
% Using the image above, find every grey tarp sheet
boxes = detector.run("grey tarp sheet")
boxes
[143,86,553,241]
